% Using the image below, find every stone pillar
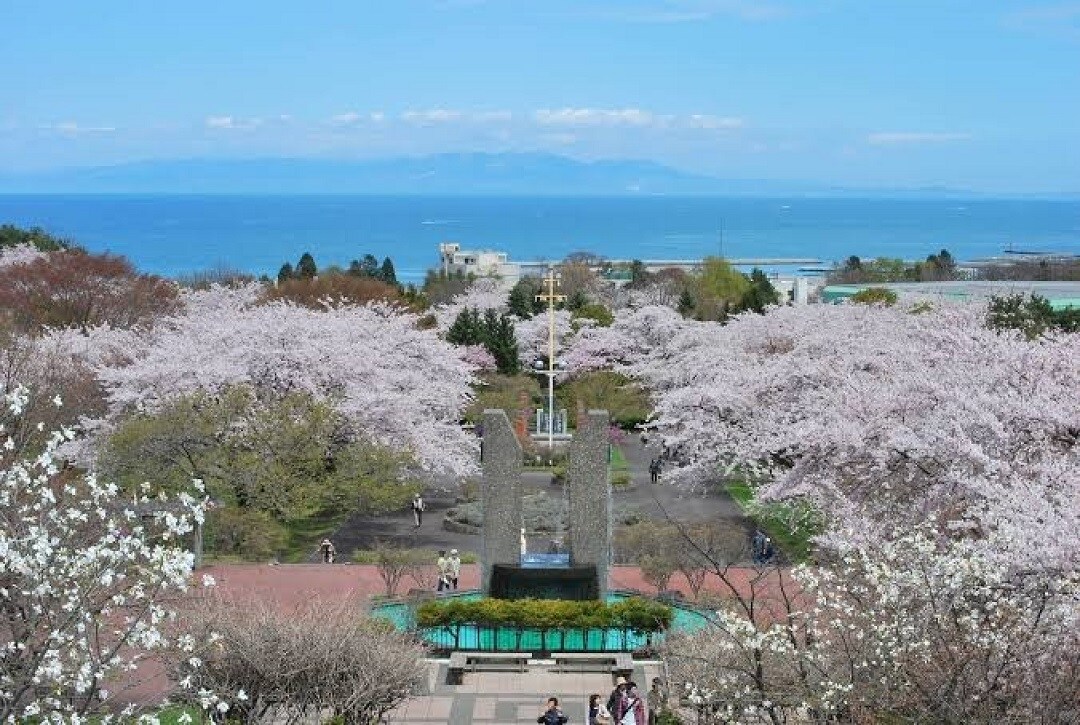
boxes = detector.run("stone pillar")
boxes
[480,409,524,595]
[566,409,611,598]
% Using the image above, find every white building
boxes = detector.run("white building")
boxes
[438,243,521,289]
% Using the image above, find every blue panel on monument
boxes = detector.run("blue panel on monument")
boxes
[520,553,571,569]
[489,564,600,600]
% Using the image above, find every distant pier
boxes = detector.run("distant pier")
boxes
[517,257,823,273]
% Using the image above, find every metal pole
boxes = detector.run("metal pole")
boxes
[548,270,555,452]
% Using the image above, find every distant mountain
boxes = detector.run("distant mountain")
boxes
[0,152,1020,197]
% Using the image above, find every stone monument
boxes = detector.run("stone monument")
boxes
[566,409,612,598]
[480,407,612,600]
[479,409,523,595]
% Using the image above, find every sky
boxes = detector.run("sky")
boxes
[2,0,1079,192]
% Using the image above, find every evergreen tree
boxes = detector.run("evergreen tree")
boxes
[360,254,379,278]
[379,257,398,285]
[446,307,482,346]
[480,309,520,375]
[566,289,589,311]
[739,268,781,313]
[507,280,535,319]
[677,288,696,317]
[297,253,317,280]
[277,262,295,285]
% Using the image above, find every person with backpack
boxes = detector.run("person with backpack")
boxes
[615,682,646,725]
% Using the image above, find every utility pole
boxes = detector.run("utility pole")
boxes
[535,267,566,453]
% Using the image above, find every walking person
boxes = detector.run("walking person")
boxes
[589,693,613,725]
[447,548,461,590]
[319,538,335,564]
[751,529,767,565]
[647,678,666,725]
[762,536,775,564]
[615,682,646,725]
[436,550,449,593]
[411,493,425,528]
[537,696,568,725]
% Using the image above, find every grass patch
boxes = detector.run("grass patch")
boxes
[726,481,817,563]
[609,445,630,472]
[283,508,349,562]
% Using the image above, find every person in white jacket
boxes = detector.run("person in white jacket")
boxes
[447,549,462,590]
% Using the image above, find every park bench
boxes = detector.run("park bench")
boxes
[551,652,634,682]
[447,651,533,684]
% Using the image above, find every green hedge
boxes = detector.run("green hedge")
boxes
[415,597,672,632]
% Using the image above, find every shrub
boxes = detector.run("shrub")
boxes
[176,596,425,724]
[261,273,402,309]
[208,507,288,561]
[415,597,672,631]
[611,470,632,487]
[849,286,898,306]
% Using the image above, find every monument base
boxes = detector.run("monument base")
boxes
[489,564,599,601]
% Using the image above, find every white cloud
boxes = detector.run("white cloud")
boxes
[473,110,513,122]
[687,114,744,129]
[329,112,363,125]
[533,108,656,126]
[41,121,116,136]
[867,131,972,145]
[205,116,262,130]
[370,111,386,123]
[401,109,464,124]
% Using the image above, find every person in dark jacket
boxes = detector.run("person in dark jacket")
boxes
[537,697,568,725]
[607,676,628,714]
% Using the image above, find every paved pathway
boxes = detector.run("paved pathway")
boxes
[331,437,752,560]
[385,663,664,724]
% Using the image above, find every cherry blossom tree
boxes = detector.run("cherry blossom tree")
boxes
[595,302,1079,569]
[53,287,478,474]
[562,299,1080,721]
[1,327,106,454]
[0,387,221,721]
[0,243,46,269]
[514,308,574,368]
[665,528,1079,724]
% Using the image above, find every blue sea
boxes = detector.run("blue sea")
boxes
[1,195,1077,283]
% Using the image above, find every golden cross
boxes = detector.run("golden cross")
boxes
[534,266,566,309]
